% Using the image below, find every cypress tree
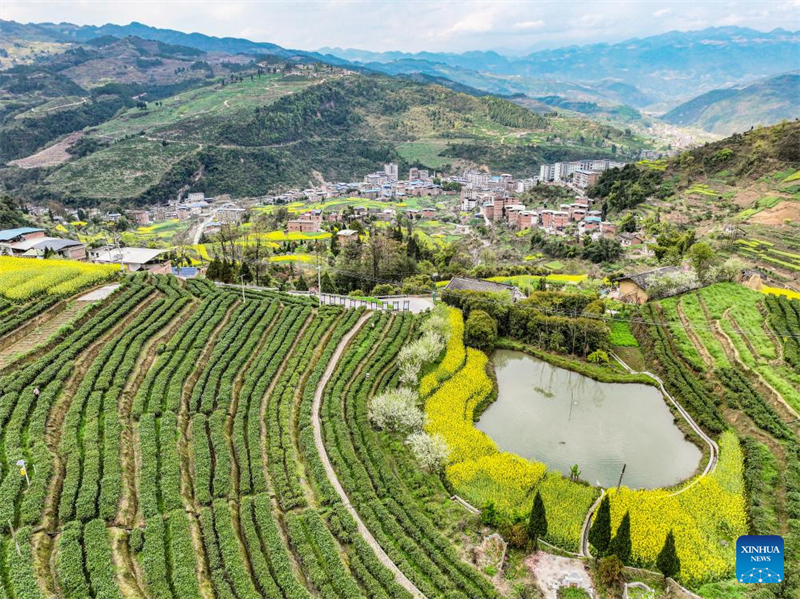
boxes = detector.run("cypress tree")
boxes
[527,491,548,549]
[320,271,338,294]
[588,494,612,557]
[656,530,680,580]
[609,511,632,564]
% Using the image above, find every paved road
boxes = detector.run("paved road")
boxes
[311,313,427,599]
[193,215,214,245]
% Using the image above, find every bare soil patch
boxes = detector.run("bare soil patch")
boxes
[8,132,83,169]
[749,200,800,226]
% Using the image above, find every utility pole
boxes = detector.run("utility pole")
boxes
[616,463,627,492]
[316,241,322,307]
[113,233,124,272]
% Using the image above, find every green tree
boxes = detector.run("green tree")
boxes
[465,309,498,352]
[527,491,548,549]
[295,275,308,291]
[320,271,338,294]
[688,241,716,282]
[656,530,680,579]
[239,261,253,283]
[329,232,340,256]
[536,276,547,292]
[588,495,612,557]
[609,511,632,564]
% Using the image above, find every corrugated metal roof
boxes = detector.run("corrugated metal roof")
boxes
[0,227,44,241]
[93,247,167,264]
[7,236,82,251]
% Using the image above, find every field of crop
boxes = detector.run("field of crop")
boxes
[659,283,800,413]
[604,432,747,584]
[91,74,319,141]
[422,310,598,552]
[0,264,510,599]
[0,256,118,301]
[642,282,800,590]
[736,238,800,273]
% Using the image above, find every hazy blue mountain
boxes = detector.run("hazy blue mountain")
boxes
[321,27,800,103]
[661,73,800,134]
[2,19,297,57]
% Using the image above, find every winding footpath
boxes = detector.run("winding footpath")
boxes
[311,313,427,599]
[579,353,719,559]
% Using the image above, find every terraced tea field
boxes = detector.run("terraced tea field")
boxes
[0,269,498,599]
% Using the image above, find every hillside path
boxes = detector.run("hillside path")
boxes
[311,312,427,599]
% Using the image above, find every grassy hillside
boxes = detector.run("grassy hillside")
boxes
[589,121,800,280]
[661,73,800,135]
[31,73,650,203]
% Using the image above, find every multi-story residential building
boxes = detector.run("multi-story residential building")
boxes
[461,197,478,212]
[574,169,601,189]
[408,167,420,181]
[518,211,538,230]
[384,163,398,179]
[216,206,246,224]
[539,164,556,182]
[126,210,151,226]
[287,219,320,233]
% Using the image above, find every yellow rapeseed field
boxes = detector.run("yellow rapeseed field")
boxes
[605,431,747,584]
[0,256,118,300]
[419,308,465,396]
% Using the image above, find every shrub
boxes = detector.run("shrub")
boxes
[587,350,609,364]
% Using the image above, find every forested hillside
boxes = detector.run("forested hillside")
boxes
[4,66,649,204]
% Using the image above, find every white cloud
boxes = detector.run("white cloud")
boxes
[513,20,546,31]
[0,0,795,54]
[448,9,498,35]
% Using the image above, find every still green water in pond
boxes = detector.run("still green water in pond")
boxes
[476,349,702,489]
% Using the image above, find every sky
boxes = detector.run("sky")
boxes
[1,0,798,54]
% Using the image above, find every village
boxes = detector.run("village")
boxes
[1,155,656,283]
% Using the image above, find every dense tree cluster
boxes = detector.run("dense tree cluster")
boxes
[443,289,610,356]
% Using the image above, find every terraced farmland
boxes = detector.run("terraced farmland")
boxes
[0,271,497,599]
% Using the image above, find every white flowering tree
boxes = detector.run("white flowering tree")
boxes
[405,431,450,473]
[368,388,425,433]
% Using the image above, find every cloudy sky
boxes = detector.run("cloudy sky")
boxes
[2,0,798,54]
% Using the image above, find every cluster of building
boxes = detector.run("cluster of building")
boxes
[472,195,617,238]
[538,159,625,189]
[260,163,444,206]
[0,227,176,274]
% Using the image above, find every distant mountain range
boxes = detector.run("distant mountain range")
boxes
[320,27,800,106]
[6,20,798,110]
[661,73,800,135]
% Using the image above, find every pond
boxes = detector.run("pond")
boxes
[476,349,702,489]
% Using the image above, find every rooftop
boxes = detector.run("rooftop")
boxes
[0,227,44,242]
[93,247,167,265]
[444,276,525,300]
